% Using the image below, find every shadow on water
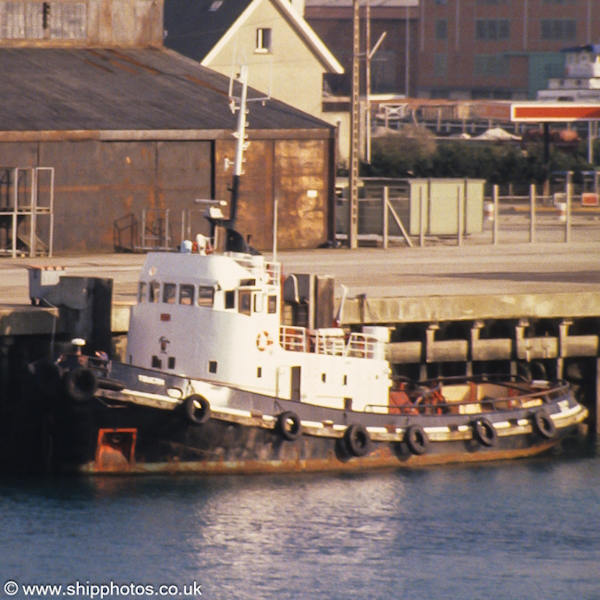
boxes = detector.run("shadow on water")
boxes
[1,441,600,600]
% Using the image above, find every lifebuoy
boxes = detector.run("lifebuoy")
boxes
[183,394,211,425]
[62,368,98,403]
[344,424,370,457]
[276,411,302,441]
[256,331,274,352]
[472,418,497,447]
[533,409,555,439]
[405,424,429,455]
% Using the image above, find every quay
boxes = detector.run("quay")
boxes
[1,239,600,472]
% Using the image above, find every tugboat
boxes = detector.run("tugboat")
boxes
[31,69,588,475]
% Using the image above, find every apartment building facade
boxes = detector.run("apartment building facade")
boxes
[417,0,600,100]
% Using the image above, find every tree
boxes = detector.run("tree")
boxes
[360,131,600,186]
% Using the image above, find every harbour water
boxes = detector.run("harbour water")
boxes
[2,441,600,600]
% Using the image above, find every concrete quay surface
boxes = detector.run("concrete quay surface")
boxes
[0,240,599,306]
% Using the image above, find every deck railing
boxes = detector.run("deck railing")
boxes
[279,327,385,359]
[280,326,307,352]
[367,375,571,415]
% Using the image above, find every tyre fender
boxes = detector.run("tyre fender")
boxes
[472,417,497,447]
[62,368,98,403]
[344,424,371,457]
[276,411,302,441]
[183,395,211,426]
[405,424,429,455]
[533,409,556,439]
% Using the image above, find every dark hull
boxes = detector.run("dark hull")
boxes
[35,360,588,475]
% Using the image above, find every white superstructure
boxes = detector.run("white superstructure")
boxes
[126,246,392,413]
[538,44,600,102]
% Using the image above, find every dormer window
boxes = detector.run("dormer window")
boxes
[256,28,272,53]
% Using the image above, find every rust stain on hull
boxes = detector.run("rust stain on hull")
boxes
[78,438,564,476]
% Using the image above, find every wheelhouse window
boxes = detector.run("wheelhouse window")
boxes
[268,295,277,314]
[163,283,176,304]
[254,293,264,313]
[179,284,194,305]
[255,28,272,53]
[138,282,147,303]
[198,286,215,307]
[149,281,160,303]
[224,290,235,309]
[239,291,252,316]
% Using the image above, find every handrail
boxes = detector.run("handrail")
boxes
[280,326,307,352]
[279,326,385,359]
[382,375,571,416]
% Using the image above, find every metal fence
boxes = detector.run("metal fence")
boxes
[336,182,600,247]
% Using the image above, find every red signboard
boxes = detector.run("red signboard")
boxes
[582,193,600,207]
[511,103,600,122]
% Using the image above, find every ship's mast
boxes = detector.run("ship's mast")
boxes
[205,66,253,253]
[228,65,249,229]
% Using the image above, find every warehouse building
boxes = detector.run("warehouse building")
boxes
[0,2,337,254]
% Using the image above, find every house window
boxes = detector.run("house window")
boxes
[435,19,447,40]
[475,19,510,41]
[474,54,509,77]
[256,28,272,53]
[434,54,447,78]
[540,19,576,41]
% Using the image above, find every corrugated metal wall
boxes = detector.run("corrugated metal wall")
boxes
[0,134,333,253]
[214,136,331,251]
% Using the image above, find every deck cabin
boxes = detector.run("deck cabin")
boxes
[126,244,392,412]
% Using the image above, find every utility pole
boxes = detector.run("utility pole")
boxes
[405,4,410,96]
[365,0,371,164]
[348,0,360,249]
